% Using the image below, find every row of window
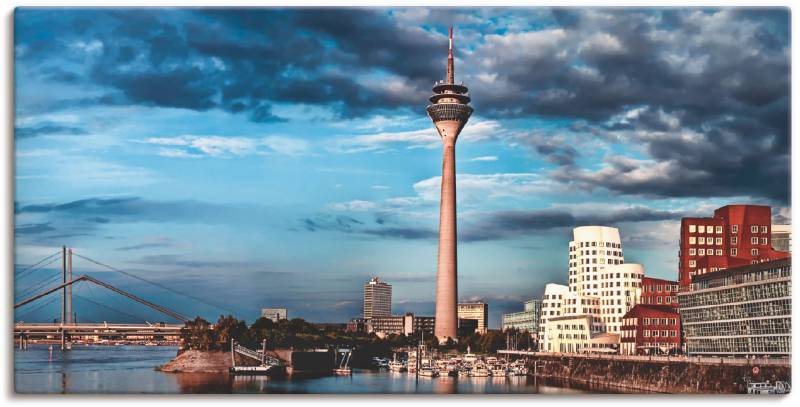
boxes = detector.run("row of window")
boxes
[687,224,770,235]
[643,330,678,338]
[571,241,621,249]
[640,295,677,305]
[687,236,723,245]
[643,284,677,292]
[643,317,677,325]
[688,225,723,234]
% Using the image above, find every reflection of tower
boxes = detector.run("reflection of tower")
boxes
[426,27,473,343]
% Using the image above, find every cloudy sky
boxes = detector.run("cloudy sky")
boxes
[13,8,790,328]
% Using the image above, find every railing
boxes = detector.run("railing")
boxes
[233,342,282,366]
[498,350,791,367]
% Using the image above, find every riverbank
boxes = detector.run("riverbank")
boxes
[529,354,792,394]
[158,350,232,373]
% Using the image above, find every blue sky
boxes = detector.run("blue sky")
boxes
[13,8,790,328]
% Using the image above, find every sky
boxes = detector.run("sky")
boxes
[13,8,790,328]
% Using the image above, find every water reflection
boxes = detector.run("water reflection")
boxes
[15,346,611,394]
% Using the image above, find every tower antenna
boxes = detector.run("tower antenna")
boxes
[447,26,455,84]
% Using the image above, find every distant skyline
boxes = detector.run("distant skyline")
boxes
[14,8,790,328]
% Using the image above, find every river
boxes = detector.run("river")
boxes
[14,345,618,394]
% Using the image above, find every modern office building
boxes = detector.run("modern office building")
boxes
[363,277,392,319]
[678,205,790,287]
[367,313,435,337]
[568,226,626,295]
[620,304,681,355]
[260,308,288,322]
[599,263,644,333]
[457,302,489,334]
[772,224,792,252]
[502,299,542,333]
[543,314,619,354]
[678,258,791,357]
[538,283,569,352]
[640,277,679,307]
[540,226,648,353]
[427,28,474,343]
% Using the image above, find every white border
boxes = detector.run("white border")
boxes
[1,1,797,406]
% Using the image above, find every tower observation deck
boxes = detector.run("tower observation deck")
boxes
[427,27,473,344]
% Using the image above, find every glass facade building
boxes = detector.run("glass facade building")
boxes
[678,258,791,356]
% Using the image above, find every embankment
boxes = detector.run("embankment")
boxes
[529,354,791,394]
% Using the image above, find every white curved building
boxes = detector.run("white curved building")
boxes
[568,226,625,296]
[600,263,644,333]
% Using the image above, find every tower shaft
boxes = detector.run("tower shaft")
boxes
[426,27,473,344]
[434,135,458,342]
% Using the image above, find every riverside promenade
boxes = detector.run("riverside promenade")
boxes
[499,351,791,394]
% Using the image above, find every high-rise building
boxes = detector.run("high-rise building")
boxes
[678,205,790,287]
[540,226,647,353]
[568,226,625,296]
[427,27,474,343]
[261,308,288,322]
[363,277,392,319]
[678,258,791,357]
[502,299,541,333]
[771,224,791,252]
[457,302,488,334]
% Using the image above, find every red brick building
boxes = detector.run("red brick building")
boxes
[640,277,679,307]
[620,304,681,355]
[678,205,790,287]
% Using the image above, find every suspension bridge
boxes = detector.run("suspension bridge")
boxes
[14,246,240,350]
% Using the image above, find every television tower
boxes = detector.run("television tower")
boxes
[426,27,473,343]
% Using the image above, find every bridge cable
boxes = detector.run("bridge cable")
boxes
[15,251,61,275]
[15,295,60,321]
[16,272,63,300]
[15,255,62,281]
[73,294,150,323]
[72,252,241,316]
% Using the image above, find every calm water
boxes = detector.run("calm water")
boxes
[15,345,607,394]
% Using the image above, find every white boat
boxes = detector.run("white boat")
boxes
[470,365,490,377]
[490,366,508,377]
[747,381,791,394]
[418,367,439,377]
[388,361,407,372]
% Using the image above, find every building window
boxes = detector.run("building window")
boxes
[751,237,758,244]
[731,236,738,244]
[689,224,696,233]
[689,260,696,267]
[689,237,696,245]
[761,237,768,245]
[669,318,676,325]
[643,330,650,337]
[751,225,758,233]
[731,248,738,256]
[699,248,705,256]
[689,248,696,255]
[698,225,705,233]
[760,226,768,234]
[715,226,722,234]
[716,249,722,256]
[751,248,759,256]
[732,225,738,233]
[715,237,722,245]
[652,330,659,337]
[699,237,705,244]
[657,297,663,304]
[670,331,677,338]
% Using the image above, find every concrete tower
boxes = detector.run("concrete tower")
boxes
[426,27,473,343]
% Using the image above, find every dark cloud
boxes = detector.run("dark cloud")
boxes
[133,254,257,269]
[460,206,682,242]
[14,8,789,202]
[303,214,436,240]
[15,124,86,139]
[14,223,55,235]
